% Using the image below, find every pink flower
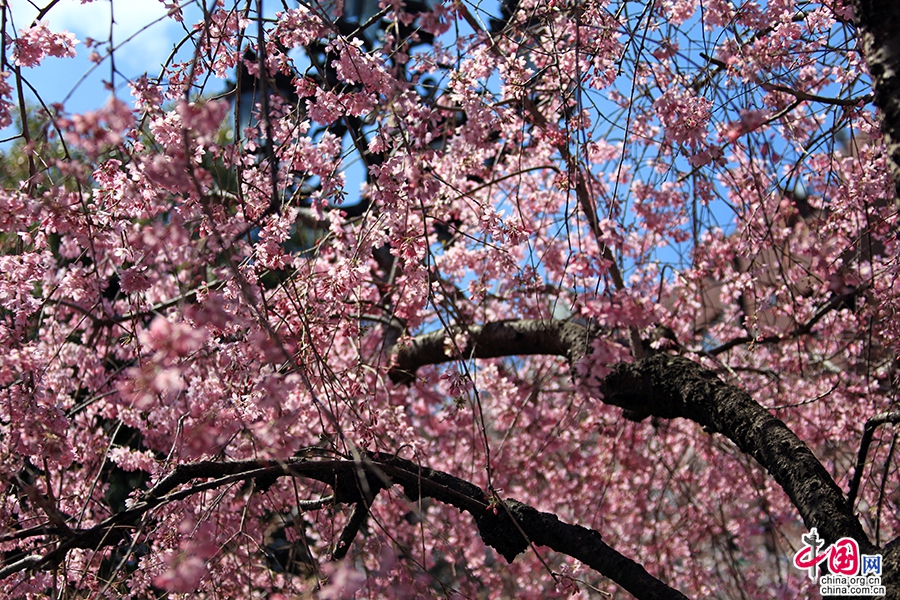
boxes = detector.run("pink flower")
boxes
[12,22,78,68]
[721,110,770,143]
[0,72,13,129]
[139,316,207,358]
[318,560,366,599]
[654,89,712,147]
[153,521,219,592]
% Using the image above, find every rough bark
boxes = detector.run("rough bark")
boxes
[853,0,900,199]
[882,536,900,598]
[389,320,880,561]
[599,355,873,553]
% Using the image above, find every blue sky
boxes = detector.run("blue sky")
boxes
[3,0,202,125]
[3,0,739,270]
[2,0,462,203]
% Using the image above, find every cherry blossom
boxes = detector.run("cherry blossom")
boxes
[10,21,78,68]
[0,1,899,599]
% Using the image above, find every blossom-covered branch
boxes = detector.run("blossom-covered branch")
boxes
[1,0,898,597]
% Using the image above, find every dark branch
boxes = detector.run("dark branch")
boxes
[853,0,900,199]
[760,82,872,107]
[389,319,872,553]
[491,499,688,600]
[847,411,900,508]
[0,453,689,600]
[368,453,691,600]
[332,500,370,560]
[599,355,872,552]
[707,284,870,356]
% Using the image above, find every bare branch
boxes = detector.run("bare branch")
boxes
[760,82,872,107]
[847,412,900,508]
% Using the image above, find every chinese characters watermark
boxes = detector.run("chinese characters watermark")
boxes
[793,528,885,596]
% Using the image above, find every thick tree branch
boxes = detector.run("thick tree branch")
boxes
[0,453,689,600]
[598,355,872,552]
[389,319,872,554]
[370,455,689,599]
[853,0,900,199]
[389,319,594,383]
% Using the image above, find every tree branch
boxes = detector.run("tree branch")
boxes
[847,411,900,508]
[389,319,872,553]
[599,355,872,552]
[332,500,370,560]
[0,453,689,600]
[384,456,688,599]
[760,82,872,107]
[706,284,870,356]
[853,0,900,199]
[389,319,595,383]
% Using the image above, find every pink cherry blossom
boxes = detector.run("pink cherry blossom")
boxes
[11,21,78,67]
[0,1,899,599]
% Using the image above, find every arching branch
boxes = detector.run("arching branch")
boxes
[389,319,595,384]
[0,453,689,600]
[389,319,873,554]
[847,411,900,508]
[599,355,872,552]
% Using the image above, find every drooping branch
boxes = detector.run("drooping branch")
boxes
[706,284,870,356]
[373,454,690,600]
[389,319,873,553]
[332,500,370,560]
[0,453,689,600]
[853,0,900,199]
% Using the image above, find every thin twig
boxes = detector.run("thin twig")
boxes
[760,82,872,107]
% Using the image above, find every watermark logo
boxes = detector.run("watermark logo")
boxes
[793,528,885,596]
